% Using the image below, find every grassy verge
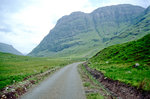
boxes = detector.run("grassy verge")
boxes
[0,52,80,90]
[78,64,112,99]
[88,62,150,91]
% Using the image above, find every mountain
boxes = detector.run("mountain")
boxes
[105,5,150,46]
[145,5,150,14]
[28,4,146,58]
[0,43,23,55]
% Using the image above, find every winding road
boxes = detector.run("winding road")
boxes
[20,62,86,99]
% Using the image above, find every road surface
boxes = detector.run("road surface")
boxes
[20,62,86,99]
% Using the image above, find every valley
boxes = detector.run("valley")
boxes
[0,4,150,99]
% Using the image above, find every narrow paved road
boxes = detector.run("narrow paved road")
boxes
[21,62,86,99]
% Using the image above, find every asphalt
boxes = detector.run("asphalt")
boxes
[20,62,86,99]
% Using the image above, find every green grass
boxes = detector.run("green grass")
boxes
[0,52,79,90]
[89,34,150,91]
[83,82,91,87]
[87,93,104,99]
[78,64,108,99]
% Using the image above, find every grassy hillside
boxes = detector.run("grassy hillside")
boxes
[88,34,150,91]
[0,52,79,90]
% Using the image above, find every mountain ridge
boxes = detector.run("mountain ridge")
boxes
[106,5,150,46]
[28,4,148,58]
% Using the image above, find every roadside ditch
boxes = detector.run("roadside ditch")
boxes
[81,62,150,99]
[78,63,115,99]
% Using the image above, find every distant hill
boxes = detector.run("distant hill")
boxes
[0,43,23,55]
[28,4,147,58]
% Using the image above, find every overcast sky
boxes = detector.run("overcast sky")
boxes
[0,0,149,54]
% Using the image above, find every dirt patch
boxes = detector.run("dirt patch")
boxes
[83,62,150,99]
[78,64,114,99]
[0,67,60,99]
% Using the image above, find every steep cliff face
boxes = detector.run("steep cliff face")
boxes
[145,5,150,14]
[91,4,145,38]
[106,5,150,46]
[28,4,146,58]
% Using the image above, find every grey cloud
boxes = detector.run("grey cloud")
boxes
[0,28,11,33]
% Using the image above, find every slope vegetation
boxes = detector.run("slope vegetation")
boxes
[89,34,150,91]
